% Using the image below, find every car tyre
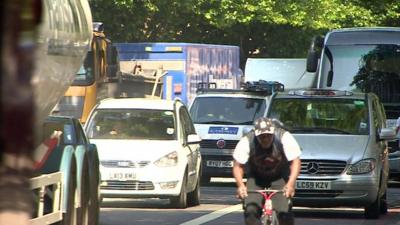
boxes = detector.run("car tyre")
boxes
[88,150,100,225]
[187,176,201,207]
[364,194,380,219]
[380,191,388,214]
[200,176,211,185]
[76,161,90,225]
[170,174,187,208]
[57,163,77,225]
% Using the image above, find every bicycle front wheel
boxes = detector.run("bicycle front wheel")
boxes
[261,214,278,225]
[271,211,279,225]
[261,214,272,225]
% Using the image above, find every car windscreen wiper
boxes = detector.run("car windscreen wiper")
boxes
[291,127,351,134]
[235,121,254,125]
[196,120,237,125]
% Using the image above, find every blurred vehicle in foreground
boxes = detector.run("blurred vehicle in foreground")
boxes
[34,116,100,225]
[28,0,100,225]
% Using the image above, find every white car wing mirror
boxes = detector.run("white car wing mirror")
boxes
[187,134,202,144]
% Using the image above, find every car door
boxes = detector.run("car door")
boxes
[183,106,201,177]
[73,119,86,145]
[372,96,389,187]
[178,104,199,186]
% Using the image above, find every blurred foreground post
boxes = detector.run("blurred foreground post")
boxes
[0,0,42,224]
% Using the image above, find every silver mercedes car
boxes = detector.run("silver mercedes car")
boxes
[267,89,396,219]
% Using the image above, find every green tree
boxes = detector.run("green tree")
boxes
[89,0,400,67]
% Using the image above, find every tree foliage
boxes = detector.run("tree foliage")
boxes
[89,0,400,67]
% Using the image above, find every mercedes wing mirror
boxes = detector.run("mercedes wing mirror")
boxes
[379,128,397,141]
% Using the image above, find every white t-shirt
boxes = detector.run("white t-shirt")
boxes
[233,131,301,164]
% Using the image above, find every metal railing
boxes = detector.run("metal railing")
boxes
[30,172,63,225]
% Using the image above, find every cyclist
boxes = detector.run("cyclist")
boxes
[233,117,301,225]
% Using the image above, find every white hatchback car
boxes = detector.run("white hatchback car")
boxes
[84,98,202,208]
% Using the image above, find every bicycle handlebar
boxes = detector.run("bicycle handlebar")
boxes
[247,189,285,194]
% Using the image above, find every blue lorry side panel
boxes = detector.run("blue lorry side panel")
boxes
[185,45,242,103]
[115,43,187,61]
[114,43,242,104]
[118,52,185,61]
[165,70,186,101]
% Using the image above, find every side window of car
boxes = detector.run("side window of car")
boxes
[63,123,76,145]
[371,97,383,134]
[182,107,196,134]
[178,107,187,140]
[378,101,387,126]
[74,120,88,145]
[179,106,196,141]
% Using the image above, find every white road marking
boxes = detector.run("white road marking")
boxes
[179,204,242,225]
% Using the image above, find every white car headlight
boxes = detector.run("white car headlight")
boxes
[154,151,178,167]
[346,159,376,175]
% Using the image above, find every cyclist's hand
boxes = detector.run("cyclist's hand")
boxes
[283,185,295,198]
[236,185,248,199]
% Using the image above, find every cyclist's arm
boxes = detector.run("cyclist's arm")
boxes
[233,160,247,199]
[233,160,245,187]
[281,131,302,198]
[232,137,250,199]
[285,156,301,198]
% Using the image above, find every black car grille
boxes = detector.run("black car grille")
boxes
[202,155,233,161]
[300,160,347,175]
[101,181,155,190]
[295,190,343,198]
[101,160,150,168]
[200,139,239,149]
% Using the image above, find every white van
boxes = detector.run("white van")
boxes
[189,81,283,183]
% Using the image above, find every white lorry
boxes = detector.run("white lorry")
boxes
[305,27,400,179]
[244,58,316,89]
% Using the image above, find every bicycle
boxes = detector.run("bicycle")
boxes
[246,189,288,225]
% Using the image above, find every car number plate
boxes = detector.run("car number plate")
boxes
[296,181,331,190]
[206,160,233,168]
[109,172,136,181]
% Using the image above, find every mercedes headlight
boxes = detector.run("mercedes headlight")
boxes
[346,159,376,175]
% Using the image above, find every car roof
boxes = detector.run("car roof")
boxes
[193,92,272,99]
[331,27,400,33]
[326,27,400,45]
[273,89,368,100]
[96,98,177,110]
[46,115,75,123]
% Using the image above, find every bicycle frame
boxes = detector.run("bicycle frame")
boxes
[247,189,284,225]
